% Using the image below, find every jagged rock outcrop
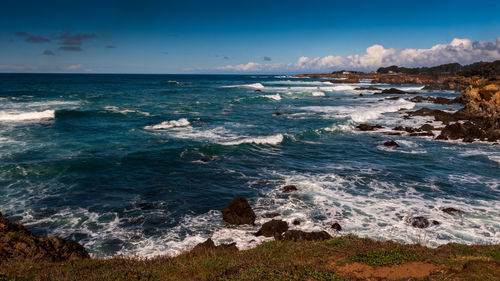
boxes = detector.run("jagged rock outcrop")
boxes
[222,197,256,225]
[255,220,288,238]
[281,230,332,242]
[0,211,89,262]
[190,238,238,253]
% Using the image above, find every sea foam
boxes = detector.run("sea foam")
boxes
[0,110,55,122]
[302,98,415,122]
[145,118,190,130]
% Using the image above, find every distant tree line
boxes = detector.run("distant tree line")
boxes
[376,60,500,77]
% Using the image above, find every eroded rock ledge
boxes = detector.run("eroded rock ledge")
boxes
[0,211,89,262]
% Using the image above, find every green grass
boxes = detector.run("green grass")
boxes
[0,235,498,281]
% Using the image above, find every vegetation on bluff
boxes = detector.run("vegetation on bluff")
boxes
[376,60,500,77]
[1,235,498,280]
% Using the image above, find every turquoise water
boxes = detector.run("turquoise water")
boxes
[0,74,498,257]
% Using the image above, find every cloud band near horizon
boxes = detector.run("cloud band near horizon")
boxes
[217,38,500,73]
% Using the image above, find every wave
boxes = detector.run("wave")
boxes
[0,110,55,122]
[220,134,284,146]
[312,91,325,97]
[145,118,190,130]
[222,83,265,89]
[261,94,281,101]
[163,125,283,146]
[302,98,415,122]
[104,106,150,116]
[396,86,425,91]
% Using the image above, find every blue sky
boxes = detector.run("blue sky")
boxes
[0,0,499,73]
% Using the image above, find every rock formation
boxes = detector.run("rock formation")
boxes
[0,211,89,262]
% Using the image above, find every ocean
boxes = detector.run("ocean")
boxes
[0,73,498,257]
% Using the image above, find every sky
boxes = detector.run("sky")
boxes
[0,0,499,74]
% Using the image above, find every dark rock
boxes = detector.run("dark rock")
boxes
[385,96,400,100]
[408,96,460,105]
[432,220,441,226]
[282,185,298,193]
[374,88,419,95]
[281,230,332,242]
[420,124,435,132]
[274,112,282,116]
[292,219,300,225]
[442,207,461,215]
[254,89,261,92]
[434,97,459,105]
[410,216,430,228]
[359,94,364,96]
[255,220,289,237]
[383,140,399,147]
[331,223,342,231]
[411,132,434,137]
[191,238,238,253]
[264,213,281,218]
[407,108,464,123]
[0,212,89,262]
[354,86,381,91]
[385,132,402,136]
[222,197,256,225]
[437,121,481,141]
[357,124,383,131]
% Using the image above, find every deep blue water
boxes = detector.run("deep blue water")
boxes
[0,74,498,257]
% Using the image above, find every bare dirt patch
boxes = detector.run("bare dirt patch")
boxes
[337,261,437,280]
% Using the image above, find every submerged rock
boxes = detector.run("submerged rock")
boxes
[331,223,342,231]
[281,230,332,242]
[222,197,256,225]
[441,207,461,215]
[374,88,418,95]
[255,220,289,237]
[0,211,89,262]
[292,219,301,225]
[282,185,298,193]
[410,216,430,228]
[383,140,399,147]
[357,124,383,131]
[264,213,281,218]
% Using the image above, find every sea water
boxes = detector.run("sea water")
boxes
[0,74,498,257]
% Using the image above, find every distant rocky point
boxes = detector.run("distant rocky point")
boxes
[297,60,500,143]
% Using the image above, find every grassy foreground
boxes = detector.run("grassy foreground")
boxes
[1,235,499,281]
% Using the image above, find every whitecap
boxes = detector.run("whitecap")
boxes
[222,83,264,89]
[144,118,190,130]
[302,98,415,122]
[0,110,55,122]
[312,91,325,97]
[262,94,281,101]
[220,134,283,146]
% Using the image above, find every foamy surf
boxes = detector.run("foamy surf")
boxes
[0,110,55,122]
[145,118,190,130]
[220,134,284,145]
[302,98,415,122]
[223,83,264,89]
[262,94,281,101]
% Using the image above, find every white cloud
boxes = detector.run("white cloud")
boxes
[67,64,83,70]
[0,64,39,71]
[216,38,500,72]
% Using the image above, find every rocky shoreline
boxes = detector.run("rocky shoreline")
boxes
[0,211,89,262]
[298,72,500,143]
